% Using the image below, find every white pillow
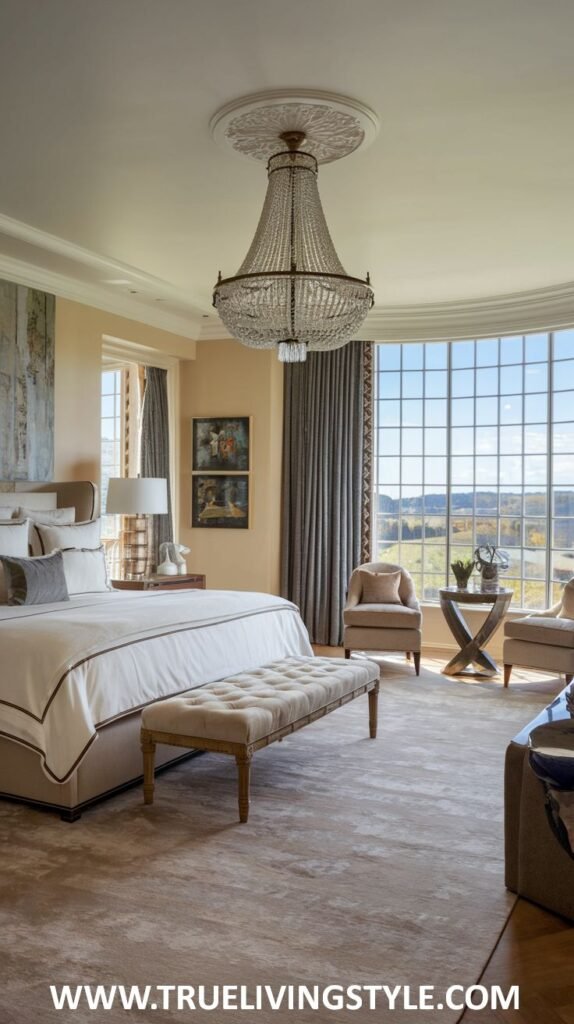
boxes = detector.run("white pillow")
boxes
[35,518,101,555]
[0,507,16,519]
[20,507,76,556]
[0,520,31,602]
[60,546,112,595]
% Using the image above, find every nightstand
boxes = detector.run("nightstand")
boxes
[112,574,206,591]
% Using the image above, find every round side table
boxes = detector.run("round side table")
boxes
[439,586,513,677]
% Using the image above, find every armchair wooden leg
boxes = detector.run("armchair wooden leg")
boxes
[236,750,252,823]
[141,730,156,805]
[344,648,351,660]
[406,651,411,661]
[566,674,573,684]
[503,664,512,688]
[368,682,379,738]
[413,652,421,676]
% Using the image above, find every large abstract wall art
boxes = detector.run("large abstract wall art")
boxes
[0,279,55,480]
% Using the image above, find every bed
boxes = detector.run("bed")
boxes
[0,481,312,819]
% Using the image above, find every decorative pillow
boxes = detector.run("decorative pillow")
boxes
[558,578,574,619]
[60,546,112,595]
[0,551,69,606]
[35,518,101,555]
[359,568,403,605]
[19,507,76,556]
[0,520,31,602]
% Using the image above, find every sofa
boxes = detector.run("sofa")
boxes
[505,684,574,921]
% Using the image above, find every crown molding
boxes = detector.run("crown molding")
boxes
[0,252,201,340]
[358,282,574,342]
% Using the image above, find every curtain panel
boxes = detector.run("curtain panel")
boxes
[281,342,373,646]
[140,366,174,569]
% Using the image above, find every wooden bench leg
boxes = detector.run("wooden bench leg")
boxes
[236,750,252,823]
[368,682,379,739]
[413,652,421,676]
[141,730,156,805]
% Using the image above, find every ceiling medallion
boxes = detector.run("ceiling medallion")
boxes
[211,91,378,362]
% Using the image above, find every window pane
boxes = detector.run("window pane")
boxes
[525,455,547,486]
[553,519,574,548]
[424,518,447,543]
[402,457,423,484]
[425,399,448,427]
[524,519,546,547]
[402,428,422,455]
[452,368,474,397]
[451,457,473,485]
[524,362,548,393]
[524,424,547,454]
[500,490,521,515]
[524,334,548,362]
[475,518,497,545]
[425,343,447,369]
[402,344,423,370]
[524,489,547,516]
[475,426,497,455]
[553,454,574,485]
[500,396,522,424]
[401,516,423,541]
[377,517,400,542]
[553,391,574,422]
[553,360,574,391]
[500,456,522,486]
[378,344,401,370]
[476,366,498,396]
[554,488,574,516]
[423,574,445,601]
[451,399,474,427]
[524,548,546,580]
[476,339,499,366]
[499,425,522,454]
[402,400,423,426]
[379,400,400,427]
[553,423,574,453]
[403,371,423,398]
[476,456,497,485]
[379,372,401,398]
[451,340,474,368]
[500,519,521,546]
[475,490,498,514]
[424,488,447,513]
[552,551,574,583]
[424,457,447,484]
[500,336,523,363]
[400,543,423,571]
[476,397,498,425]
[451,427,474,455]
[553,330,574,361]
[379,428,400,455]
[523,581,546,608]
[425,428,447,455]
[500,365,522,395]
[378,457,400,484]
[425,371,447,398]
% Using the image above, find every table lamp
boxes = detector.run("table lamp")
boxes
[106,477,168,580]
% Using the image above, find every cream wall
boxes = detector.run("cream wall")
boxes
[54,298,195,482]
[179,341,284,595]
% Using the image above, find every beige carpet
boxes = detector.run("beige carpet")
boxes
[0,660,558,1023]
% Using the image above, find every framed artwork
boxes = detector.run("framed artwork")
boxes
[192,474,249,529]
[192,416,250,472]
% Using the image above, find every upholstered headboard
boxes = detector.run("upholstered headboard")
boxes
[1,481,99,522]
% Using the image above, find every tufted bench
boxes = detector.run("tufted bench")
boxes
[140,656,380,822]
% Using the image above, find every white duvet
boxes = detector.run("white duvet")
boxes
[0,589,312,782]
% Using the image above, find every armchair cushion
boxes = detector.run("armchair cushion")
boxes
[359,568,402,605]
[344,602,422,630]
[505,616,574,649]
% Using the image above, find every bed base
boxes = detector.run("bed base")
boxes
[0,711,201,821]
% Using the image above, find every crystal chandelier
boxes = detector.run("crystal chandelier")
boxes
[213,129,374,363]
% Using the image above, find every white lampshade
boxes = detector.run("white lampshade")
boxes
[106,477,168,515]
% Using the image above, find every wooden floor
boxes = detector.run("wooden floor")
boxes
[314,645,574,1024]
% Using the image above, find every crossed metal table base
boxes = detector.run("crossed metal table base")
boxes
[439,587,513,677]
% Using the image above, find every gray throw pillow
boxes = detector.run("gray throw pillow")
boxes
[0,551,70,606]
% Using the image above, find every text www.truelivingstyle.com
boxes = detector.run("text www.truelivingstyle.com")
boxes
[49,983,519,1013]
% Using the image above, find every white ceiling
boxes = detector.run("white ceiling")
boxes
[1,0,573,340]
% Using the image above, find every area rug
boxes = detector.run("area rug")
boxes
[0,661,556,1023]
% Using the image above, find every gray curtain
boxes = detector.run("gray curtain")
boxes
[281,342,371,646]
[140,366,173,569]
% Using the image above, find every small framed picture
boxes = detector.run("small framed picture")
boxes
[191,474,250,529]
[192,416,250,472]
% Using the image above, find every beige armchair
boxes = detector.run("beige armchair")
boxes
[343,561,422,675]
[503,582,574,686]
